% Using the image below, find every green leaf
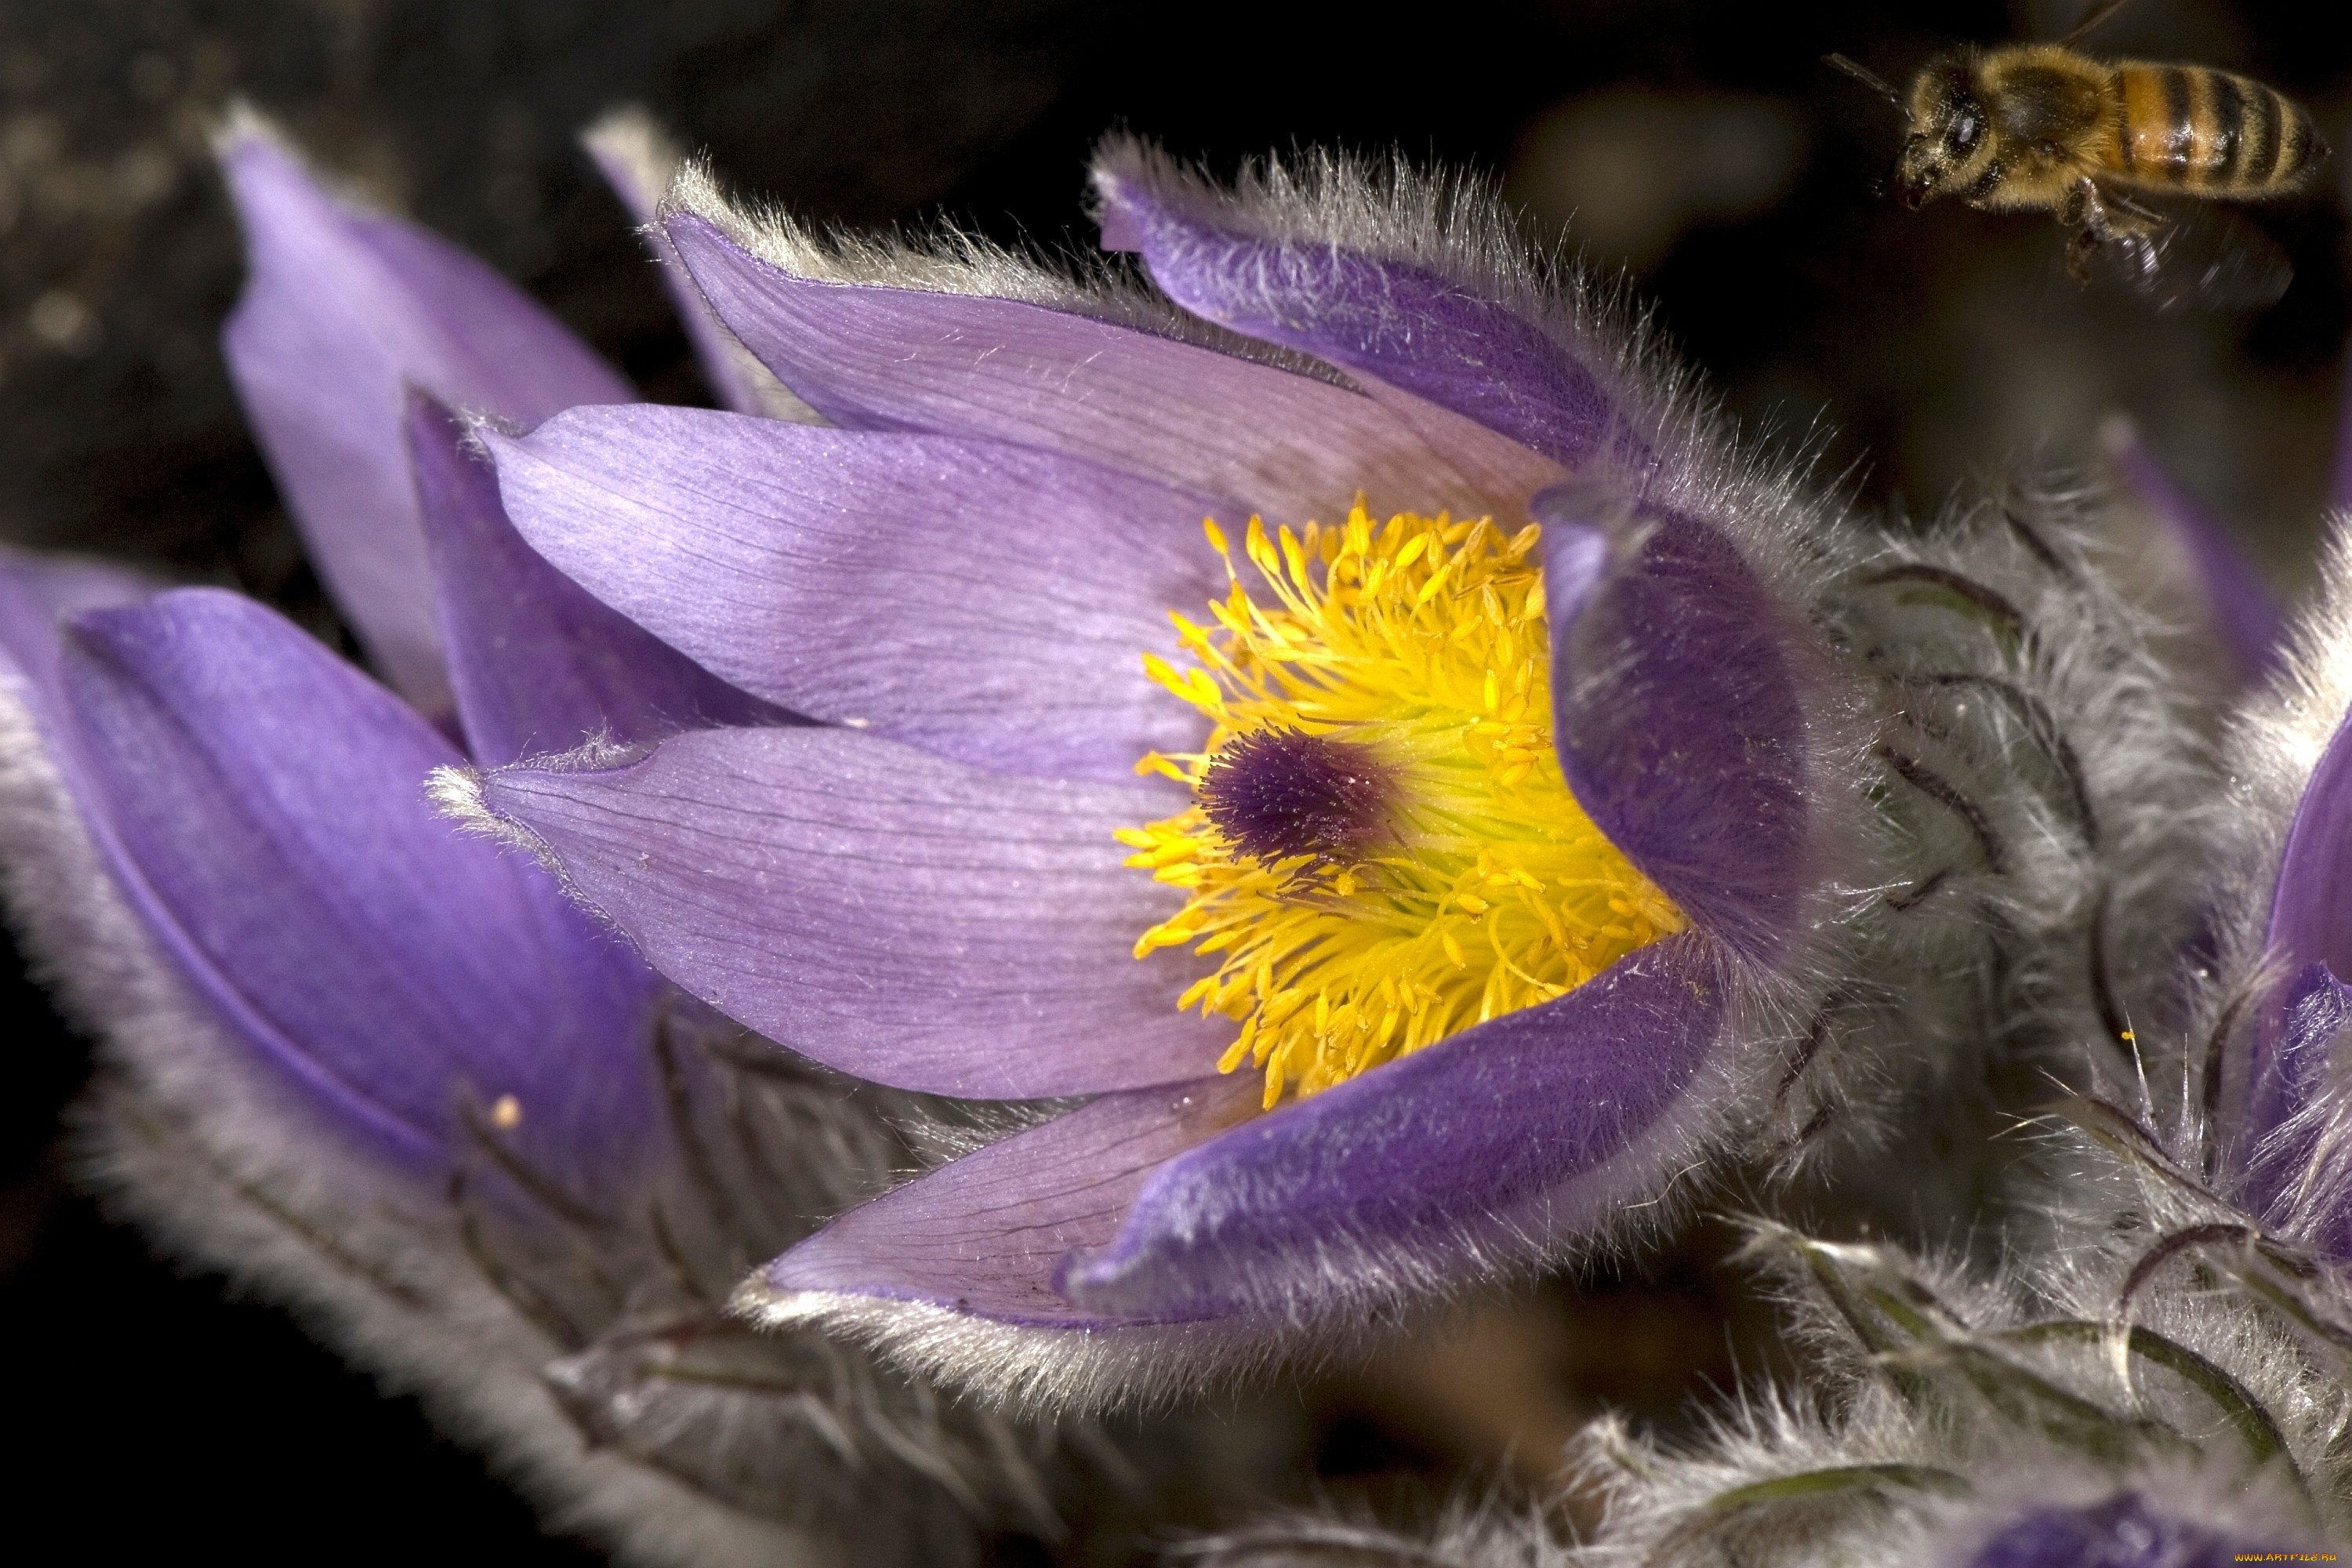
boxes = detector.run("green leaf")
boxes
[1644,1465,1969,1568]
[1892,1340,2180,1465]
[1998,1320,2296,1482]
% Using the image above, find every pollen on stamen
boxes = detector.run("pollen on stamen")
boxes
[1121,502,1686,1112]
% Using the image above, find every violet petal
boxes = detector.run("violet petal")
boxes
[55,588,656,1179]
[661,212,1552,523]
[474,727,1229,1098]
[1092,162,1620,470]
[753,935,1722,1329]
[760,1074,1261,1326]
[2107,422,2282,684]
[1538,492,1811,961]
[408,394,785,764]
[487,404,1218,781]
[2240,711,2352,1155]
[2269,710,2352,1002]
[1056,934,1724,1320]
[1969,1493,2237,1568]
[219,125,632,716]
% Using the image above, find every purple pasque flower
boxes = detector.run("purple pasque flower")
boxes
[0,114,1088,1566]
[3,95,2218,1472]
[429,138,1896,1399]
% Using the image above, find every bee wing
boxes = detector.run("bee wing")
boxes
[2078,205,2294,313]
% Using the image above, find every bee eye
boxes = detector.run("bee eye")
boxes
[1951,108,1984,154]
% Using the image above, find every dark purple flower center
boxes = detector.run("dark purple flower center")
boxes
[1197,727,1391,866]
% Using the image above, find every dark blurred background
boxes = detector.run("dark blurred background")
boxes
[2,0,2346,1559]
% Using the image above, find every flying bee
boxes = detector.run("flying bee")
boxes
[1830,0,2326,307]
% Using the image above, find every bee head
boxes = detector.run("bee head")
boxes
[1893,59,1991,207]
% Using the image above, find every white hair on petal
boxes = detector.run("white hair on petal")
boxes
[427,761,533,847]
[581,108,826,426]
[2238,520,2352,800]
[666,155,1102,306]
[429,739,655,909]
[426,758,639,946]
[1085,140,1670,436]
[660,154,1354,387]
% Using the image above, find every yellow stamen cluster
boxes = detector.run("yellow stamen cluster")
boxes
[1118,503,1685,1110]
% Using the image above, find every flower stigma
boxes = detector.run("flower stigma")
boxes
[1120,503,1685,1110]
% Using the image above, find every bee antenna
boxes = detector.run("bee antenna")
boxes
[1824,53,1908,118]
[2059,0,2138,49]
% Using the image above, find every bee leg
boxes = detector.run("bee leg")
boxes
[2063,227,2103,281]
[2059,177,2132,284]
[2097,187,2168,291]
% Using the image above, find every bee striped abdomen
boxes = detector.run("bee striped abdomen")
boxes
[2115,63,2319,195]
